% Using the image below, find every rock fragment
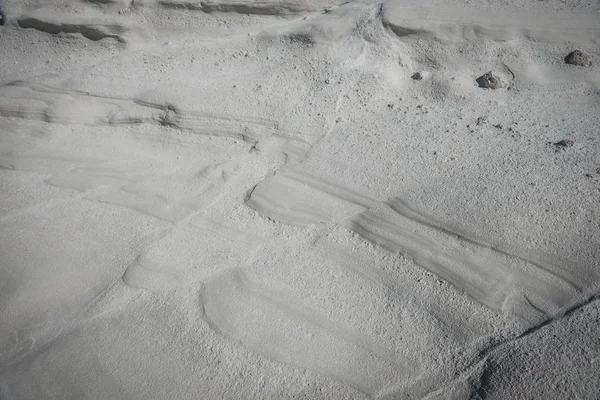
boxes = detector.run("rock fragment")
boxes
[564,50,592,67]
[549,139,574,152]
[0,0,5,26]
[476,72,508,89]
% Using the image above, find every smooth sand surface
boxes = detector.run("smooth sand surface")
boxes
[0,0,599,398]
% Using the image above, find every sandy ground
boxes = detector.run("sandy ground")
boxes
[0,0,599,398]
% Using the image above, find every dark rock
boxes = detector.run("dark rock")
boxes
[476,116,488,126]
[411,72,423,81]
[564,50,592,67]
[476,72,508,89]
[549,139,574,152]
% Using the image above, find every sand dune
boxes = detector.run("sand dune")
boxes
[0,0,599,398]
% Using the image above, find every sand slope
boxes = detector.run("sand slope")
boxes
[0,0,599,398]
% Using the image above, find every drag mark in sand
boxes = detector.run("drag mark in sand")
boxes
[345,206,578,324]
[246,169,588,324]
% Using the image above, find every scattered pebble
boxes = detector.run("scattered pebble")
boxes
[494,124,503,129]
[564,50,592,67]
[411,72,423,81]
[476,72,508,89]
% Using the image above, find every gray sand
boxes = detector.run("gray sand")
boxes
[0,0,599,398]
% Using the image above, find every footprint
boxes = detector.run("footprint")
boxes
[123,218,260,291]
[246,170,374,226]
[200,268,410,397]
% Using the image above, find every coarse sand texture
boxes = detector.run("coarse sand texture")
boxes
[0,0,599,399]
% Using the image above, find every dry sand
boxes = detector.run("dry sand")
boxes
[0,0,599,398]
